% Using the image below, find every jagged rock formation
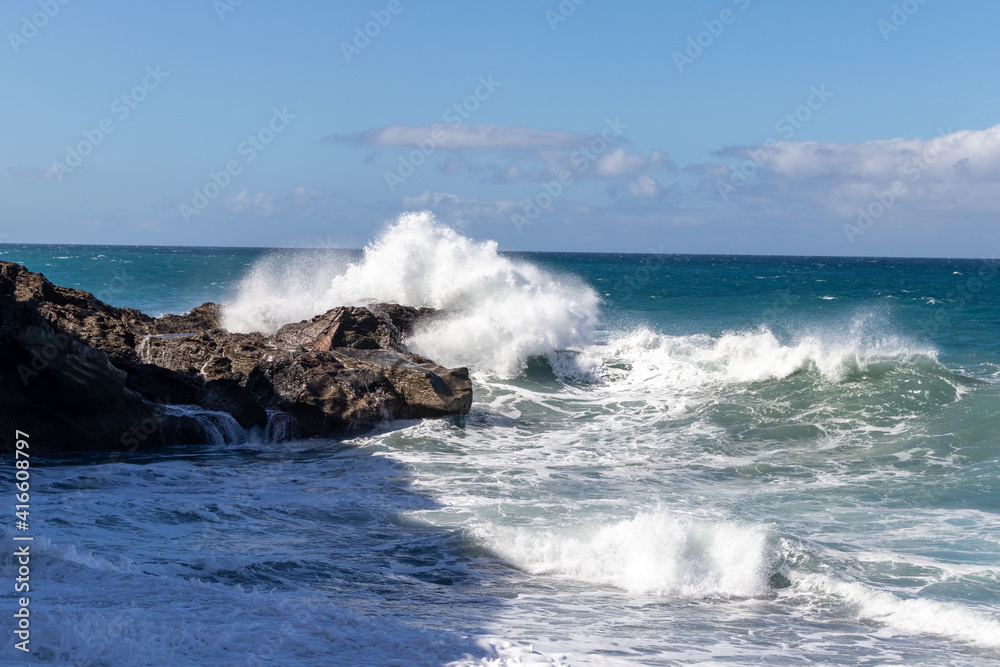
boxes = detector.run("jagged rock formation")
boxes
[0,261,471,455]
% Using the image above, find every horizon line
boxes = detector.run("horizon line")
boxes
[0,241,996,262]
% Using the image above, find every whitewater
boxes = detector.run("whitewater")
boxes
[1,212,999,664]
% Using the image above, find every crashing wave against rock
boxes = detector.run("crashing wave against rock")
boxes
[0,260,471,455]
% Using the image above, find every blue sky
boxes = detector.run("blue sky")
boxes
[2,0,998,256]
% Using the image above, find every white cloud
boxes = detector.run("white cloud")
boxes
[43,164,66,180]
[401,191,461,208]
[768,125,1000,181]
[627,174,663,198]
[594,147,647,177]
[717,123,1000,216]
[226,189,278,215]
[9,164,71,180]
[333,121,674,190]
[649,148,670,166]
[289,186,324,204]
[351,124,591,150]
[401,190,516,217]
[224,187,325,216]
[480,146,666,185]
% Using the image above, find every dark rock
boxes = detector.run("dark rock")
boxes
[0,260,153,364]
[367,303,437,338]
[247,348,471,437]
[118,361,204,405]
[0,306,161,455]
[136,330,271,381]
[155,411,220,446]
[197,377,268,429]
[274,306,404,352]
[0,260,472,455]
[247,352,402,435]
[331,348,472,418]
[145,302,223,334]
[135,302,269,381]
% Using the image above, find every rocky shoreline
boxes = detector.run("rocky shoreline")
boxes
[0,261,471,456]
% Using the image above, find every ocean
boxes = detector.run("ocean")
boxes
[2,212,999,665]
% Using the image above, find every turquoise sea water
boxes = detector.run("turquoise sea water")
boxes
[1,216,999,664]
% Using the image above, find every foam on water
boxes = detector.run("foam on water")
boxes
[223,212,600,378]
[470,510,774,598]
[577,320,941,388]
[536,320,958,448]
[222,213,947,391]
[7,235,999,663]
[793,574,1000,654]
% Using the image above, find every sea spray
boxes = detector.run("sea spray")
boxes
[587,321,942,387]
[220,249,356,334]
[223,212,600,377]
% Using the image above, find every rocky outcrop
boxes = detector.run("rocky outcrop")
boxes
[247,348,471,437]
[147,302,224,334]
[1,260,153,364]
[117,361,203,405]
[0,302,162,454]
[274,306,405,352]
[0,261,472,455]
[137,330,271,381]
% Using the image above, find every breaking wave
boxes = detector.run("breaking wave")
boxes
[471,510,775,599]
[223,212,599,378]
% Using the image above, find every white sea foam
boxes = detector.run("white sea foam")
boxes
[794,574,1000,653]
[574,322,940,391]
[223,213,942,388]
[223,212,600,378]
[471,510,773,598]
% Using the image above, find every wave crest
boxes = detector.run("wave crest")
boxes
[471,511,774,598]
[223,212,599,378]
[577,323,942,387]
[793,574,1000,653]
